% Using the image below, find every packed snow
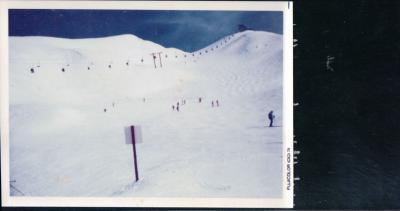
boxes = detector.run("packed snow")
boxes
[9,30,283,198]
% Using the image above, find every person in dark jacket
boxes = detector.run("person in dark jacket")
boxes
[268,110,275,127]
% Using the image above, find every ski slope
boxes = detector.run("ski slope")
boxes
[8,30,283,198]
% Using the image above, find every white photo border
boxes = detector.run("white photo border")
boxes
[0,1,293,208]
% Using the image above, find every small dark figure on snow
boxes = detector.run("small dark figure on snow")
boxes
[199,97,202,103]
[104,108,107,113]
[268,110,275,127]
[212,101,214,107]
[177,105,180,112]
[30,68,34,73]
[216,100,219,107]
[172,105,175,111]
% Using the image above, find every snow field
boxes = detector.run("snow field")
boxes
[9,30,283,197]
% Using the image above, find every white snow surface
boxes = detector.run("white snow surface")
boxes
[9,30,283,197]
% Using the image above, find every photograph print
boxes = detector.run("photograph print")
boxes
[1,1,293,208]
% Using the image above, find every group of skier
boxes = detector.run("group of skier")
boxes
[105,97,276,127]
[172,97,221,112]
[172,99,186,112]
[211,100,220,107]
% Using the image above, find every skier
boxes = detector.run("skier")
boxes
[216,100,219,107]
[212,101,214,107]
[172,105,175,111]
[177,104,180,112]
[104,108,107,113]
[268,110,275,127]
[199,97,202,103]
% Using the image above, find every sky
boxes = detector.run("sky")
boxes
[9,9,282,52]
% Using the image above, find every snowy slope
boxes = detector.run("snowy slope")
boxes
[9,30,283,197]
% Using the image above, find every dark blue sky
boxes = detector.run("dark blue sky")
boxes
[9,9,282,52]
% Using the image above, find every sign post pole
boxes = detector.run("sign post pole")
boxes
[130,125,139,181]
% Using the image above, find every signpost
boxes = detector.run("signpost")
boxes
[125,125,142,182]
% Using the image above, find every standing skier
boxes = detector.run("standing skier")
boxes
[216,100,219,107]
[268,110,275,127]
[172,105,175,111]
[212,101,214,107]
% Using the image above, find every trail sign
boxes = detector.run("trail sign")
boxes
[125,125,143,144]
[124,125,142,181]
